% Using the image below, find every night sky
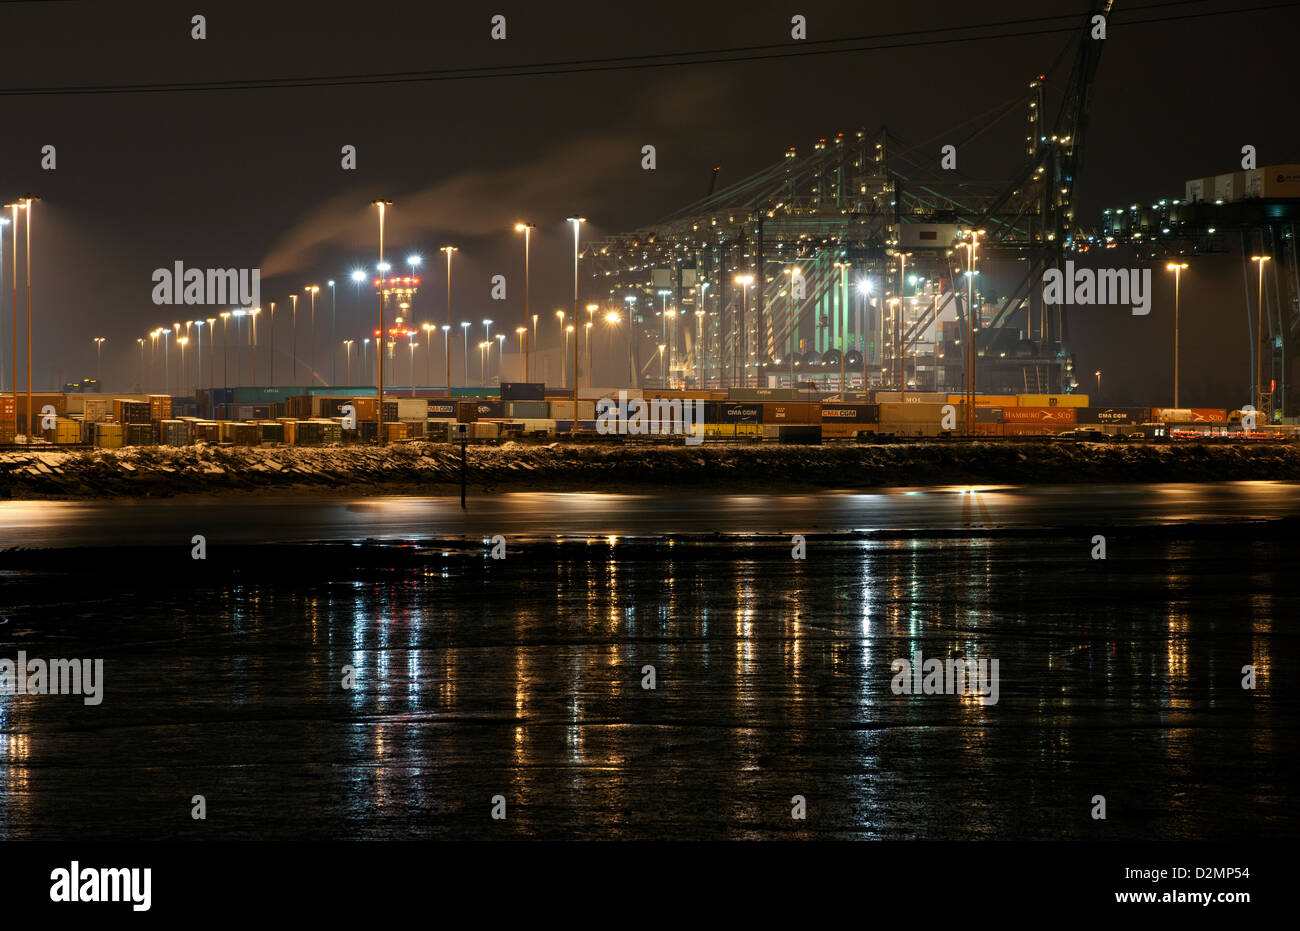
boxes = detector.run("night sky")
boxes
[1,0,1295,404]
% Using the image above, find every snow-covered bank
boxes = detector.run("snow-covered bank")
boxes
[2,440,1299,498]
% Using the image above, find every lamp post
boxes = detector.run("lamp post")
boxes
[440,325,449,391]
[288,294,298,384]
[408,339,419,395]
[1166,262,1188,407]
[193,320,205,392]
[695,308,705,388]
[1095,369,1101,401]
[343,339,354,384]
[304,285,319,384]
[555,310,566,388]
[351,269,366,378]
[1251,255,1271,411]
[219,311,230,390]
[441,246,458,397]
[362,338,370,385]
[896,252,911,400]
[250,307,261,386]
[93,337,106,386]
[177,336,189,394]
[785,266,801,388]
[834,261,850,394]
[735,274,753,388]
[460,321,470,386]
[515,222,535,382]
[478,340,488,386]
[698,281,709,387]
[372,199,393,444]
[422,322,434,386]
[566,216,585,432]
[658,343,666,386]
[585,303,598,387]
[496,333,505,385]
[266,301,275,385]
[327,279,336,386]
[4,202,21,437]
[20,196,37,441]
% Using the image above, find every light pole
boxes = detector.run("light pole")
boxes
[735,274,753,388]
[515,223,535,382]
[834,261,850,394]
[585,303,598,387]
[478,340,488,386]
[372,199,393,443]
[422,322,434,385]
[343,339,354,384]
[205,318,215,396]
[5,202,21,438]
[566,216,585,432]
[666,308,678,388]
[1166,262,1188,407]
[459,321,470,386]
[441,246,458,397]
[1095,369,1102,401]
[219,311,230,390]
[161,327,172,397]
[289,294,298,384]
[266,301,275,385]
[555,310,565,388]
[896,252,911,400]
[658,343,666,386]
[695,308,705,387]
[698,281,709,387]
[1251,254,1270,412]
[515,326,526,374]
[137,337,145,392]
[785,266,801,388]
[351,269,366,379]
[20,196,37,440]
[362,338,370,385]
[327,280,336,386]
[304,285,319,384]
[93,337,106,387]
[408,338,418,395]
[178,336,189,394]
[250,307,261,386]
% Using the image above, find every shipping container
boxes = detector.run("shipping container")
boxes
[878,401,948,424]
[255,421,284,444]
[308,385,377,397]
[500,382,546,401]
[475,400,506,419]
[703,422,762,438]
[427,401,457,419]
[820,403,879,423]
[94,422,124,448]
[1184,178,1209,202]
[113,398,151,424]
[1015,394,1089,408]
[873,391,949,404]
[547,400,597,421]
[946,394,1017,408]
[761,401,821,423]
[160,419,195,446]
[194,421,222,444]
[975,407,1004,424]
[126,422,157,446]
[385,421,408,442]
[234,386,310,404]
[1077,406,1150,424]
[728,387,800,401]
[82,398,111,423]
[1004,406,1077,424]
[449,387,499,398]
[53,418,81,445]
[147,395,173,421]
[394,398,427,421]
[1152,407,1226,423]
[506,400,549,419]
[469,421,499,440]
[310,420,343,444]
[1244,164,1300,199]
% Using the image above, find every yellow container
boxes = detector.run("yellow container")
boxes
[94,422,124,448]
[1016,394,1089,408]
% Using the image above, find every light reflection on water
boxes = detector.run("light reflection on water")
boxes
[0,490,1296,839]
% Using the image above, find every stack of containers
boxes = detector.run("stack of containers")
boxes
[126,422,157,446]
[160,419,195,446]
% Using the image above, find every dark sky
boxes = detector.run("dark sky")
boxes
[1,0,1296,403]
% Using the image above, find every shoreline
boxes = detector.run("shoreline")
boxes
[2,440,1299,499]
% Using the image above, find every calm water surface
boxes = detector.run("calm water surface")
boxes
[0,483,1296,839]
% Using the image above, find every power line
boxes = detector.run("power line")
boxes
[0,0,1294,96]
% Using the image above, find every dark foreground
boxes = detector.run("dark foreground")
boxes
[0,486,1295,840]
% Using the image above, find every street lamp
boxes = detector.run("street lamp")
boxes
[554,310,566,388]
[372,198,393,443]
[93,337,106,387]
[177,336,189,393]
[422,322,435,386]
[343,339,354,384]
[1095,369,1102,400]
[1251,255,1271,411]
[460,320,470,386]
[515,222,535,381]
[193,320,205,392]
[441,245,458,397]
[289,294,299,384]
[478,340,489,386]
[735,274,754,388]
[219,311,230,390]
[3,202,21,437]
[362,338,370,384]
[496,333,505,385]
[896,252,912,400]
[784,266,801,388]
[1166,262,1188,407]
[304,285,320,384]
[327,280,336,385]
[566,216,585,432]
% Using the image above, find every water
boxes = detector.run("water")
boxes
[1,483,1296,839]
